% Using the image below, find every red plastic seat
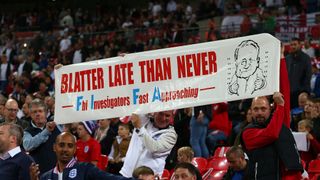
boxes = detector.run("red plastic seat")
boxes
[203,170,227,180]
[213,146,230,158]
[162,169,171,180]
[308,159,320,179]
[311,173,320,180]
[191,157,208,174]
[207,157,229,171]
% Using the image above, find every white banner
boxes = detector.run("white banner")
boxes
[54,33,280,124]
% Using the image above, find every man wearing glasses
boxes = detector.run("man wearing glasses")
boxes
[0,98,29,129]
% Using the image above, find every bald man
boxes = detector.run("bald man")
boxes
[0,99,29,129]
[240,49,307,179]
[30,132,133,180]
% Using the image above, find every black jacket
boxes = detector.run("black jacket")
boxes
[241,123,303,180]
[100,128,116,155]
[286,50,312,93]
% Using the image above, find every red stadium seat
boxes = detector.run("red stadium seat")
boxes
[203,170,227,180]
[191,157,208,174]
[311,173,320,180]
[308,159,320,179]
[162,169,171,180]
[207,157,229,171]
[213,146,230,158]
[202,168,213,180]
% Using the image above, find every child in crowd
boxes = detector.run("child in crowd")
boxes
[298,119,320,166]
[132,166,158,180]
[108,123,132,174]
[177,146,194,163]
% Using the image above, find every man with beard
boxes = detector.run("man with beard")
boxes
[0,122,34,180]
[228,40,266,96]
[240,53,305,179]
[29,132,133,180]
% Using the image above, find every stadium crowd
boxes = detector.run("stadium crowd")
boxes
[0,0,320,179]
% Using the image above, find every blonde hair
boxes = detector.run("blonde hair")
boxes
[298,119,313,130]
[178,146,194,161]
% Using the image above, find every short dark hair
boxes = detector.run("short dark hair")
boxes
[119,123,130,130]
[174,163,199,178]
[226,146,245,159]
[292,37,300,42]
[132,166,154,178]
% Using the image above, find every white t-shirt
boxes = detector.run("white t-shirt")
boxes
[0,63,12,81]
[60,38,71,52]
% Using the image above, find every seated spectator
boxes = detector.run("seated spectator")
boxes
[132,166,157,180]
[0,98,29,129]
[174,162,202,180]
[232,108,252,146]
[291,92,309,131]
[108,123,131,174]
[304,98,320,142]
[76,121,101,167]
[304,97,319,121]
[297,119,320,165]
[223,146,249,180]
[177,146,194,163]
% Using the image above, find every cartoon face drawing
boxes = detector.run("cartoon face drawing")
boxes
[234,40,260,79]
[228,40,267,96]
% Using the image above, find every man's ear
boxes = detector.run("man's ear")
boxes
[10,135,16,144]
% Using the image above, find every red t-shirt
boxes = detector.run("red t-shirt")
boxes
[76,137,101,163]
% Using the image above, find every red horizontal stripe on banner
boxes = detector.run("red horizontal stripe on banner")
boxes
[200,87,215,91]
[62,105,73,108]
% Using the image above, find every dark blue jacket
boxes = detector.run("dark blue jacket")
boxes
[41,162,134,180]
[312,73,320,98]
[0,151,34,180]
